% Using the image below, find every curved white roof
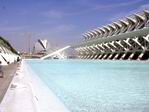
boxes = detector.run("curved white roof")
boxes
[119,19,129,26]
[91,30,98,37]
[94,29,102,34]
[126,17,137,24]
[89,31,95,37]
[135,14,146,21]
[82,10,149,40]
[88,32,94,38]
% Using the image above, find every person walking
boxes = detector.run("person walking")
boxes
[0,61,4,78]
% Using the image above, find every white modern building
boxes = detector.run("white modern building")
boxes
[74,10,149,60]
[33,39,50,54]
[0,37,19,65]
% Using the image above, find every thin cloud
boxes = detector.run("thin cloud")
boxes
[93,0,143,10]
[77,0,143,15]
[54,24,75,32]
[30,24,76,41]
[20,24,76,39]
[40,20,53,25]
[126,3,149,14]
[43,10,65,18]
[109,12,128,22]
[139,3,149,10]
[43,0,143,18]
[0,26,27,32]
[108,2,149,22]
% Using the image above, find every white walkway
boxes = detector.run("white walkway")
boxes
[0,60,70,112]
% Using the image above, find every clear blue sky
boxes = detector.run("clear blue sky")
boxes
[0,0,148,51]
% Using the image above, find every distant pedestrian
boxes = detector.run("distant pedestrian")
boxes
[0,61,4,78]
[17,57,20,62]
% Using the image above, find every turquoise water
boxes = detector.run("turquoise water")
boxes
[27,60,149,112]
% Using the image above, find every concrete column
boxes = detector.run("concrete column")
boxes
[82,55,86,59]
[86,46,93,53]
[132,37,144,49]
[98,54,105,59]
[124,38,132,47]
[129,53,135,60]
[102,44,112,52]
[96,44,105,52]
[102,54,107,59]
[86,54,90,59]
[104,54,111,59]
[109,41,118,51]
[114,54,119,59]
[104,43,114,52]
[121,53,127,59]
[117,41,127,51]
[98,44,105,51]
[81,55,85,59]
[138,52,144,60]
[90,54,94,59]
[121,40,131,50]
[108,53,114,59]
[128,38,143,50]
[90,46,96,51]
[87,54,91,59]
[79,47,84,52]
[109,53,117,60]
[143,34,149,43]
[97,54,102,59]
[93,54,98,59]
[84,47,90,52]
[94,45,100,50]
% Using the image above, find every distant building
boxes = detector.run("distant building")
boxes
[33,39,50,54]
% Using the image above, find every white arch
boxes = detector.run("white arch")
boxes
[41,46,70,59]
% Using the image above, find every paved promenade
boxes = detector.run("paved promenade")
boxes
[0,63,19,103]
[0,60,69,112]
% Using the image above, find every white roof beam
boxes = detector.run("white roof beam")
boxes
[112,22,121,35]
[119,20,128,33]
[126,17,136,31]
[134,14,146,29]
[103,26,110,37]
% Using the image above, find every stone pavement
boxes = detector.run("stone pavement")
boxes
[0,63,19,103]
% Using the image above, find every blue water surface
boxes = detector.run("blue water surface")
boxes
[26,59,149,112]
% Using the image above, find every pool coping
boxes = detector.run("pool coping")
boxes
[0,59,70,112]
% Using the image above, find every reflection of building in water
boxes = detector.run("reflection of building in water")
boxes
[74,10,149,60]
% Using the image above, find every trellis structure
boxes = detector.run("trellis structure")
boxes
[74,10,149,60]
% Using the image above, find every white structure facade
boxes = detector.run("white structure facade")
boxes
[74,10,149,60]
[0,45,19,65]
[33,39,50,54]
